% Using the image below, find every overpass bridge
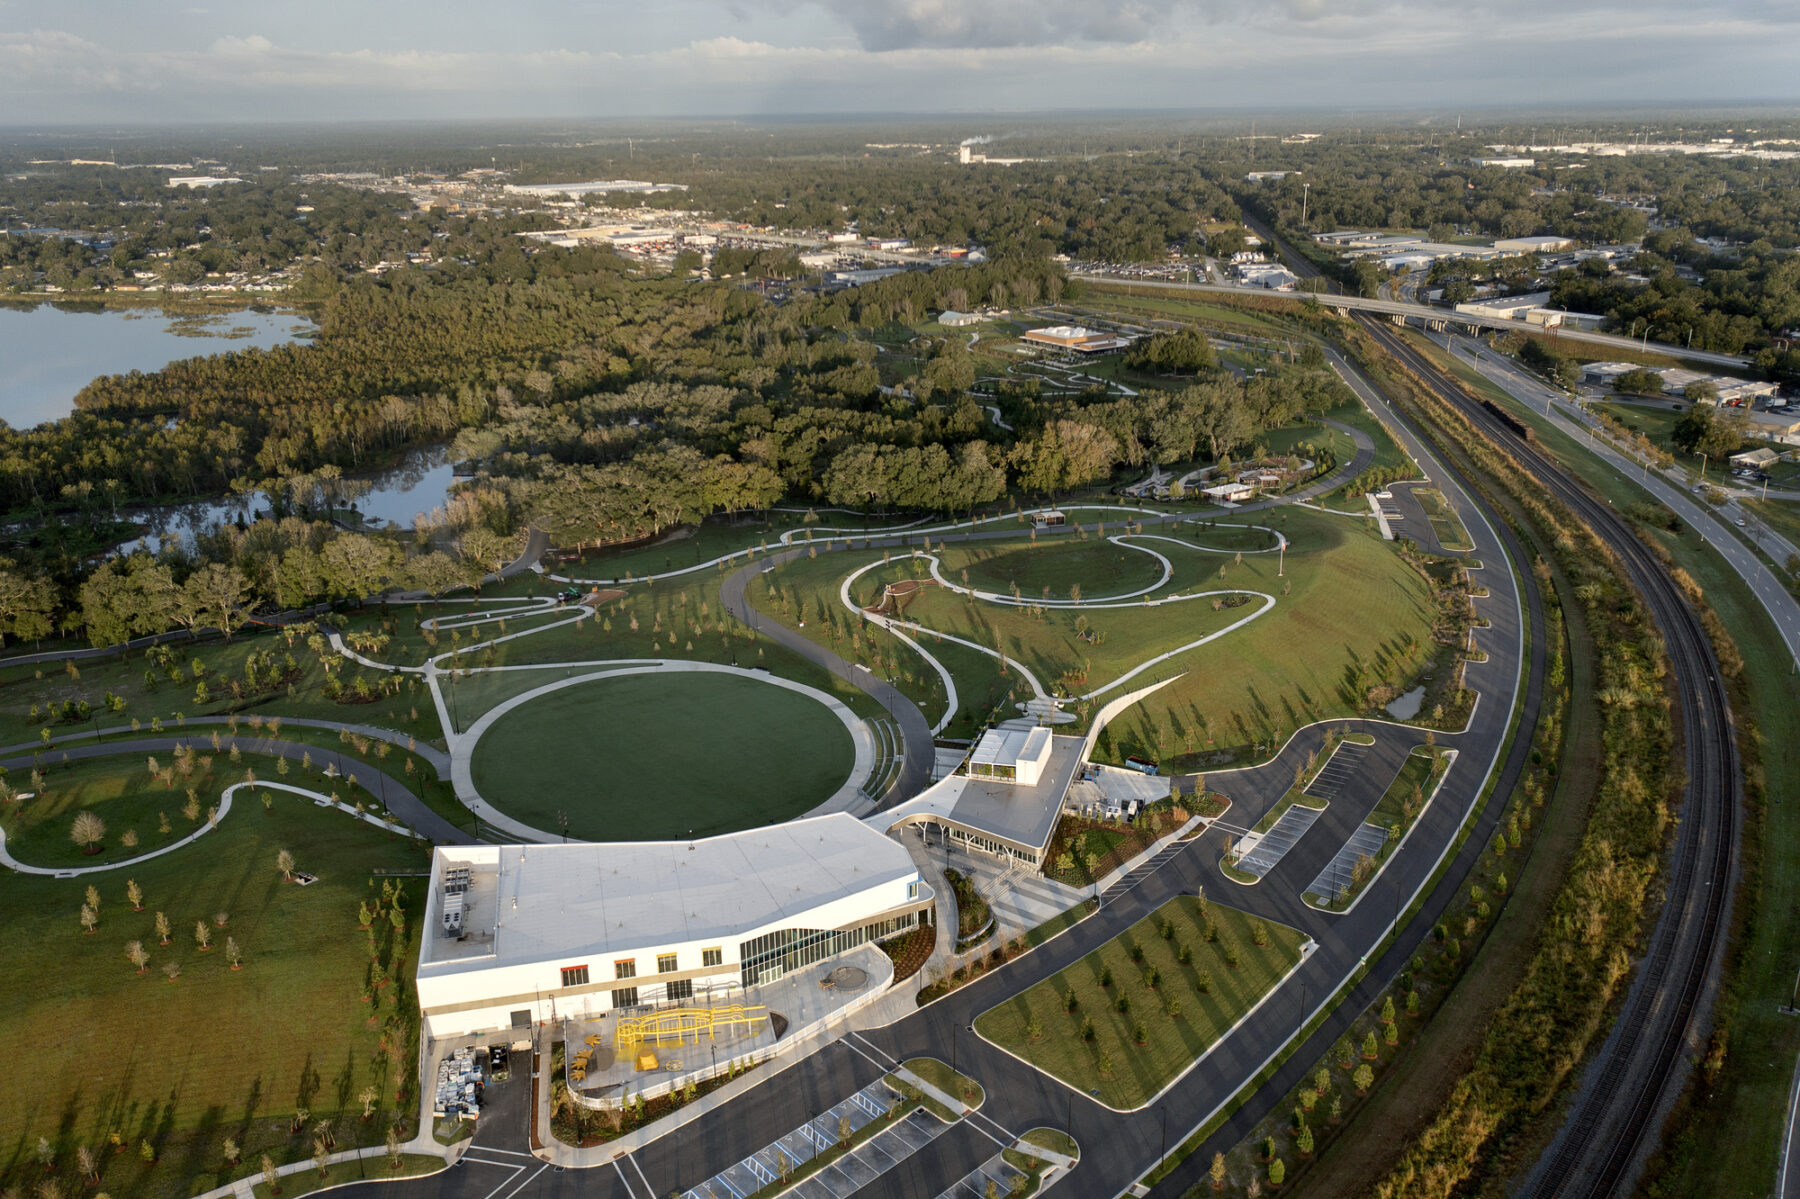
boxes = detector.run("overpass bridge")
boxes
[1069,274,1755,370]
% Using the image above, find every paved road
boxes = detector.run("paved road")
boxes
[1071,274,1755,369]
[325,351,1540,1199]
[1432,331,1800,666]
[1,734,467,845]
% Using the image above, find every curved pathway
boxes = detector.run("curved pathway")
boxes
[0,734,466,844]
[0,779,417,876]
[0,716,450,778]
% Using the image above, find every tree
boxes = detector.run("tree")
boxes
[126,939,149,973]
[1210,1151,1227,1190]
[71,810,106,853]
[0,564,55,649]
[1268,1157,1286,1186]
[1297,1123,1314,1156]
[77,1144,97,1183]
[1352,1062,1374,1094]
[126,879,143,910]
[262,1153,281,1195]
[386,1123,403,1170]
[81,903,99,933]
[1362,1030,1379,1059]
[360,1085,380,1119]
[154,911,171,945]
[226,937,243,969]
[277,848,296,880]
[222,1137,240,1166]
[175,563,254,640]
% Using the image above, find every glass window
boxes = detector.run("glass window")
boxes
[614,959,636,980]
[559,965,589,988]
[666,978,693,1002]
[702,947,723,968]
[611,986,638,1009]
[657,953,678,974]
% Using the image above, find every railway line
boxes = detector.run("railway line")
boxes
[1360,317,1742,1196]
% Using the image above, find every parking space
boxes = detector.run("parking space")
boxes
[1305,743,1372,800]
[684,1083,952,1199]
[937,1149,1032,1198]
[1303,822,1391,905]
[1233,804,1324,880]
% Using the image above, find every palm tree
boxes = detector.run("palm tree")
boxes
[70,810,106,854]
[125,940,149,973]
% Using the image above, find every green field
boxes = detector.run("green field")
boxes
[0,794,425,1199]
[944,537,1166,600]
[976,898,1304,1109]
[759,506,1437,761]
[467,671,856,840]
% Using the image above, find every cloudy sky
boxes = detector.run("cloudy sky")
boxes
[1,0,1797,124]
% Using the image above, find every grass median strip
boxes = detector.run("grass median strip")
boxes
[976,898,1305,1109]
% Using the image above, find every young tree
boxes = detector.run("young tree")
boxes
[195,921,213,951]
[80,903,99,934]
[1362,1031,1379,1059]
[163,961,181,982]
[126,879,143,910]
[360,1086,379,1119]
[1352,1063,1374,1094]
[76,1143,97,1183]
[1297,1123,1314,1156]
[386,1122,403,1170]
[226,937,243,970]
[71,810,107,853]
[222,1137,240,1166]
[154,911,171,945]
[126,939,149,973]
[261,1153,281,1195]
[1210,1151,1227,1190]
[1268,1157,1285,1186]
[277,848,296,880]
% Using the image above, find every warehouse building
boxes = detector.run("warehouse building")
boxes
[416,814,929,1039]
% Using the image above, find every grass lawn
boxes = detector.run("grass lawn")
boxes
[1025,899,1099,948]
[251,1153,445,1198]
[1412,488,1474,552]
[467,671,855,841]
[940,537,1166,601]
[976,898,1304,1109]
[899,1058,985,1116]
[758,507,1436,762]
[0,798,426,1199]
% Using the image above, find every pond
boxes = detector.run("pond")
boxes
[118,444,461,555]
[0,303,314,429]
[1385,685,1426,722]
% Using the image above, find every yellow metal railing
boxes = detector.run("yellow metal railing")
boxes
[613,1004,767,1054]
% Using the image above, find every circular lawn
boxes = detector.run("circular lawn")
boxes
[467,671,857,841]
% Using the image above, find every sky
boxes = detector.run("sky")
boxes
[1,0,1798,124]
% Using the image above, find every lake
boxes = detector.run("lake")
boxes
[0,303,315,429]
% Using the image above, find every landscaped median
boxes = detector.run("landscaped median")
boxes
[975,898,1307,1109]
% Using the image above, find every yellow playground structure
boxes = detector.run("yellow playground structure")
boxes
[613,1004,768,1059]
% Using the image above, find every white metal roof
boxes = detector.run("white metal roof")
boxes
[970,725,1053,770]
[421,813,916,973]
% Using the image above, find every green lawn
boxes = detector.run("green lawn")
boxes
[251,1154,446,1198]
[939,537,1166,600]
[900,1057,985,1115]
[0,797,426,1199]
[978,898,1303,1108]
[467,671,856,841]
[1412,488,1474,553]
[760,507,1437,762]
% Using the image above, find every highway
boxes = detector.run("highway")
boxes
[1425,330,1800,666]
[1070,273,1756,370]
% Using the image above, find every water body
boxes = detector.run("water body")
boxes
[119,444,460,555]
[0,303,314,429]
[1386,685,1427,722]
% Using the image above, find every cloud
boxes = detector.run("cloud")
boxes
[811,0,1178,49]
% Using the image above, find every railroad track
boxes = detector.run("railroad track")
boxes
[1361,317,1741,1197]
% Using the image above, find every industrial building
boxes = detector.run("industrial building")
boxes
[1494,235,1575,254]
[938,310,985,328]
[415,814,929,1039]
[504,180,687,197]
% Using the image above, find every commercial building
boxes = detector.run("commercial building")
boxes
[167,176,243,188]
[1022,325,1132,354]
[1494,235,1576,254]
[1244,171,1296,183]
[880,730,1087,865]
[504,180,687,197]
[1237,262,1299,290]
[1730,447,1780,472]
[415,814,929,1039]
[1470,157,1536,169]
[1453,292,1555,321]
[938,310,985,328]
